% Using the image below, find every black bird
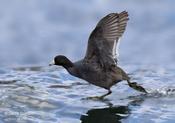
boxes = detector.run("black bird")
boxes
[50,11,147,99]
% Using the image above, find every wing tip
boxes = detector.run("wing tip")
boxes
[119,11,129,19]
[120,11,128,15]
[108,11,129,20]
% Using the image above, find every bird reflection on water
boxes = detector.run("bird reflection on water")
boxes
[80,96,144,123]
[81,106,129,123]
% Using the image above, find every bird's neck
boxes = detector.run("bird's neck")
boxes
[66,67,80,78]
[62,60,74,69]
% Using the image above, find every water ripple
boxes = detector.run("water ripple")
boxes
[0,65,175,123]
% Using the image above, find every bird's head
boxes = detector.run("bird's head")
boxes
[49,55,74,69]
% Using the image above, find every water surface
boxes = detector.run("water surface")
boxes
[0,65,175,123]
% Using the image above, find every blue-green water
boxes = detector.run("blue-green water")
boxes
[0,0,175,123]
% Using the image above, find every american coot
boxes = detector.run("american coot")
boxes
[50,11,147,99]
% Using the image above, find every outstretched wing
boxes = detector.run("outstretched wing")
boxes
[84,11,129,69]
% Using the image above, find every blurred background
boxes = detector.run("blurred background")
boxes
[0,0,174,67]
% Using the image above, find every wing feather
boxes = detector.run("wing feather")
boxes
[84,11,129,69]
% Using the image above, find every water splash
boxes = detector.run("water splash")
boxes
[147,86,175,97]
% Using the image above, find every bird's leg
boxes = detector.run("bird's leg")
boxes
[85,89,112,100]
[127,80,148,93]
[99,89,112,99]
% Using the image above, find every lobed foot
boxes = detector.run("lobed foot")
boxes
[127,81,148,93]
[85,96,104,100]
[84,90,112,100]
